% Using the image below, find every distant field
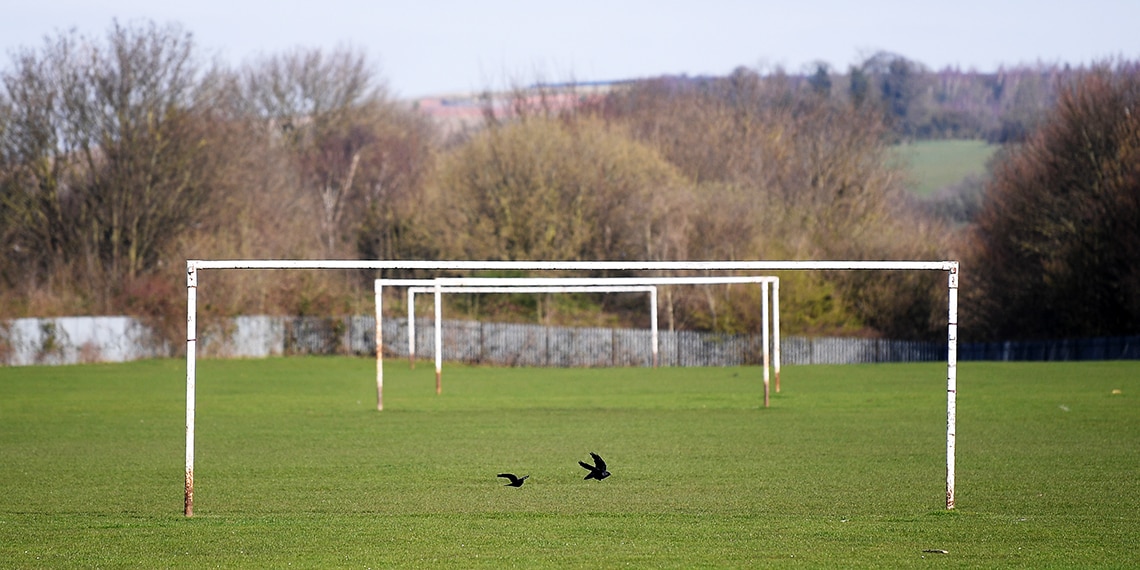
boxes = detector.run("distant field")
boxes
[2,358,1138,567]
[894,139,998,196]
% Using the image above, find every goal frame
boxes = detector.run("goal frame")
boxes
[372,279,661,372]
[401,284,660,393]
[419,276,782,391]
[184,259,958,517]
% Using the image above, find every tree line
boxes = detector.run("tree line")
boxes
[830,51,1063,143]
[2,21,1137,349]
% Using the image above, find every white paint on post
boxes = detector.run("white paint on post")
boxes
[762,280,770,409]
[434,286,442,394]
[408,288,416,369]
[773,279,781,393]
[184,263,198,517]
[374,280,383,411]
[947,263,959,509]
[650,288,658,368]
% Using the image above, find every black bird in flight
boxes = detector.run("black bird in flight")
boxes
[579,452,611,481]
[497,473,529,487]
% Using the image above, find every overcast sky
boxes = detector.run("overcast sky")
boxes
[3,0,1139,98]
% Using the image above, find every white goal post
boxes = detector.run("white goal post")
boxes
[373,279,659,371]
[390,275,782,394]
[402,284,660,394]
[407,276,782,393]
[184,259,959,517]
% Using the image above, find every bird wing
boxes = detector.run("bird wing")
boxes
[497,473,518,483]
[578,461,595,471]
[590,452,606,471]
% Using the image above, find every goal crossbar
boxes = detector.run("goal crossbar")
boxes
[184,259,959,517]
[191,259,952,271]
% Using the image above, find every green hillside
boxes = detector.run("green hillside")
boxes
[894,139,998,196]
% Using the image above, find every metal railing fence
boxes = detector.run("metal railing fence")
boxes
[3,315,1136,366]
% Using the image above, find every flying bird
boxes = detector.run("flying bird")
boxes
[497,473,529,487]
[578,452,611,481]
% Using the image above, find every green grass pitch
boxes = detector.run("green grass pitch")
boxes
[1,358,1137,567]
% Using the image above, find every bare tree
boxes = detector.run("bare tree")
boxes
[1,21,224,298]
[237,46,388,257]
[1,30,93,289]
[353,107,438,269]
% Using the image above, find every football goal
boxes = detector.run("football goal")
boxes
[407,276,782,394]
[373,278,662,373]
[184,259,959,516]
[402,284,659,393]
